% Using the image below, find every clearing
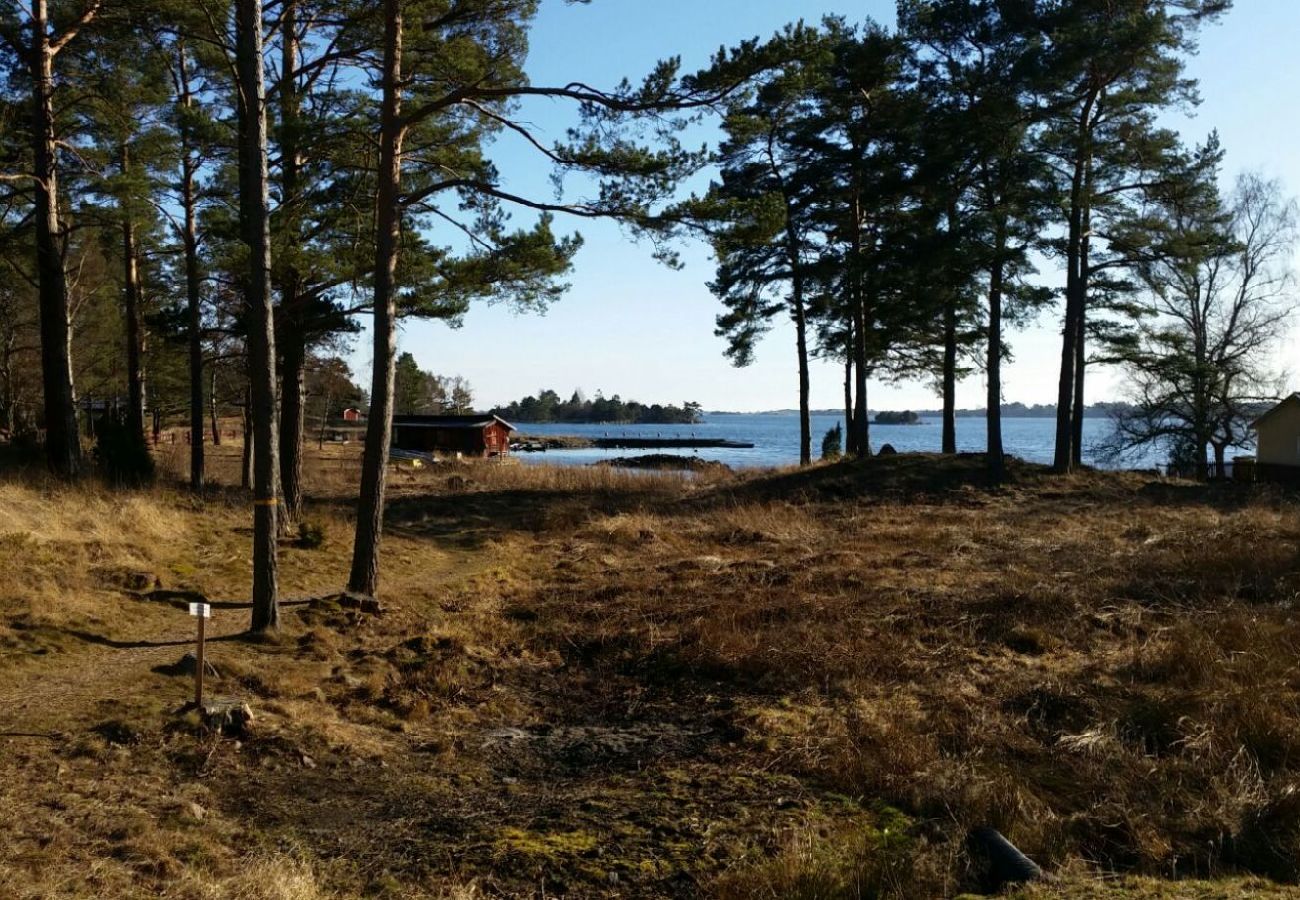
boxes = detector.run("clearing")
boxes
[2,450,1300,898]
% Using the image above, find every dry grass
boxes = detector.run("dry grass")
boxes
[5,451,1300,896]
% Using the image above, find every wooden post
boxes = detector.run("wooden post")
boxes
[189,601,210,707]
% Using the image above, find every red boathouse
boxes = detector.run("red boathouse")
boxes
[391,414,516,458]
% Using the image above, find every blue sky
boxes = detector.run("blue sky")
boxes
[369,0,1300,413]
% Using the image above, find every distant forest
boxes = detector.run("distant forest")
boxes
[732,402,1138,419]
[492,391,703,425]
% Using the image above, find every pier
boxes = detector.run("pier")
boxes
[592,437,755,450]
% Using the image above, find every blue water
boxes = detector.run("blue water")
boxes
[512,413,1157,470]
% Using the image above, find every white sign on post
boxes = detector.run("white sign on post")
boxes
[188,602,211,619]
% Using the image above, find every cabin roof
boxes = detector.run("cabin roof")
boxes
[1253,394,1300,430]
[392,414,516,432]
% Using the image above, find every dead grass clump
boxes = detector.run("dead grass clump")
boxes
[1122,518,1300,609]
[713,808,934,900]
[585,511,665,547]
[166,852,335,900]
[1126,628,1226,689]
[1231,786,1300,883]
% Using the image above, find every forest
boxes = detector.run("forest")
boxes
[491,390,704,425]
[0,0,1295,610]
[3,1,1300,897]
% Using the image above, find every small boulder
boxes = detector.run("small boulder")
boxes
[202,699,254,738]
[878,443,898,456]
[337,592,385,616]
[154,652,220,679]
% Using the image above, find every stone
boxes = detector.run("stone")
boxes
[153,653,219,679]
[121,571,163,592]
[183,801,206,822]
[201,699,254,738]
[878,443,898,456]
[337,591,385,616]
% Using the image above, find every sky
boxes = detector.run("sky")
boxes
[359,0,1300,414]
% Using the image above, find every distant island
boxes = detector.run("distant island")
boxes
[710,402,1135,419]
[493,390,703,425]
[874,410,922,425]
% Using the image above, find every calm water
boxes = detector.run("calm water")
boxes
[512,413,1161,470]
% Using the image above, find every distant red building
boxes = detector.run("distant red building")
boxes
[342,407,363,423]
[392,414,515,458]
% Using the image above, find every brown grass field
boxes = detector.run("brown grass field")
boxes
[3,442,1300,898]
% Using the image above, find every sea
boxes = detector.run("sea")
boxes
[511,413,1178,470]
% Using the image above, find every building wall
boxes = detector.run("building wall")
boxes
[393,425,489,456]
[484,423,510,456]
[1257,402,1300,467]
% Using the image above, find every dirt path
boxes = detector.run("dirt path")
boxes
[0,600,253,734]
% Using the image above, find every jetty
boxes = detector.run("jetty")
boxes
[592,437,755,450]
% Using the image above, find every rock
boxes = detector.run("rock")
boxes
[92,719,142,746]
[201,699,254,738]
[183,801,206,822]
[122,572,162,591]
[300,753,316,769]
[341,592,385,615]
[311,591,385,617]
[94,567,163,592]
[179,650,219,676]
[878,443,898,455]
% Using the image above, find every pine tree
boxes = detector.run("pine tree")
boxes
[900,0,1054,480]
[1036,0,1231,472]
[343,0,730,597]
[0,1,105,476]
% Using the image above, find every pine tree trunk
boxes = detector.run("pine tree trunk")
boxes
[348,0,404,597]
[236,0,280,633]
[179,44,205,491]
[1054,95,1097,474]
[942,205,958,455]
[30,0,80,477]
[793,289,811,467]
[987,242,1006,483]
[942,302,957,455]
[279,333,306,523]
[843,352,854,457]
[120,147,147,448]
[854,288,870,458]
[1070,170,1094,470]
[1071,311,1086,468]
[1054,162,1087,472]
[783,223,811,467]
[849,190,870,458]
[210,370,221,446]
[241,386,253,489]
[277,0,306,524]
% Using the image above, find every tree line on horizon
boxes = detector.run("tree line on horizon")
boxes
[0,0,1295,632]
[491,389,704,425]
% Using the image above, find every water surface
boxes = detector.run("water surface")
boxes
[512,413,1166,469]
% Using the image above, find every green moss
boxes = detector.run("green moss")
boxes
[494,827,599,859]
